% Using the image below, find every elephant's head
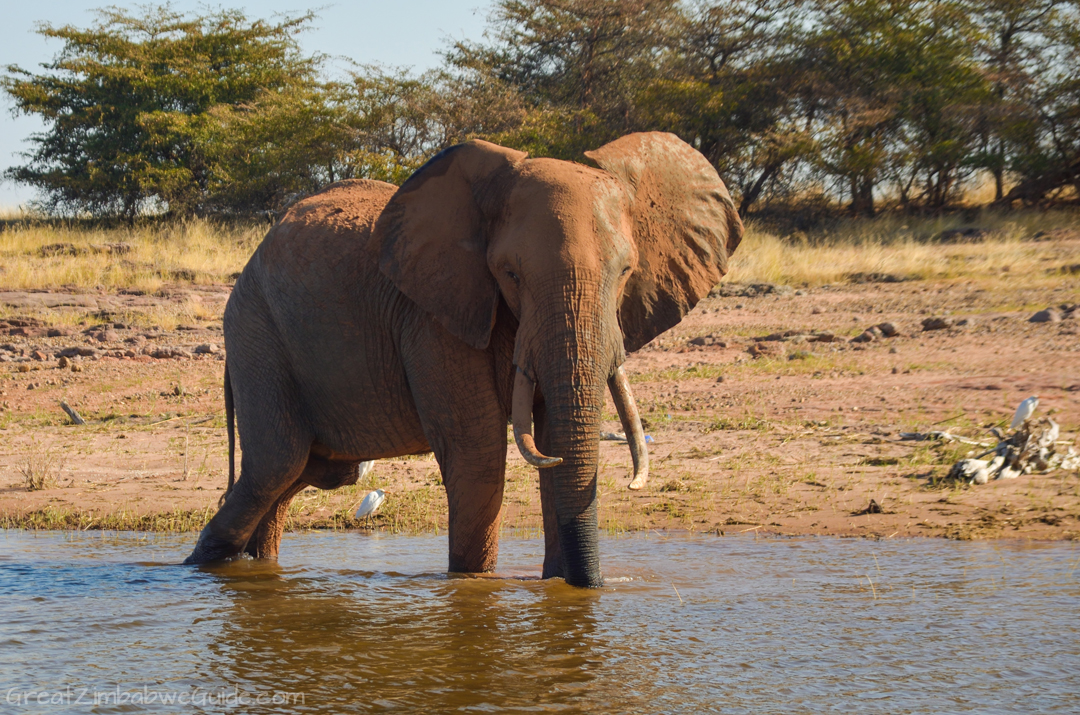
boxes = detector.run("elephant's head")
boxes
[374,132,743,587]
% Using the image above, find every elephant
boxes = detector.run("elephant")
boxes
[183,131,743,588]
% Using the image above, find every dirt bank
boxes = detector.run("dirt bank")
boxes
[1,274,1078,541]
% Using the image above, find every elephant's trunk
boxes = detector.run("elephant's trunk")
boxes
[608,366,650,490]
[534,351,607,589]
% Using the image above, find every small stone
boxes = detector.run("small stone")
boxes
[95,329,120,343]
[716,376,725,383]
[688,337,708,347]
[735,304,744,310]
[124,349,137,358]
[921,317,954,331]
[876,322,899,337]
[30,350,48,361]
[1029,308,1061,323]
[9,326,48,338]
[46,328,69,337]
[57,356,70,368]
[811,306,823,315]
[747,342,784,359]
[71,363,83,373]
[58,346,99,358]
[811,331,840,343]
[18,364,31,373]
[151,347,193,359]
[851,327,881,343]
[891,366,899,374]
[194,343,220,354]
[889,346,898,354]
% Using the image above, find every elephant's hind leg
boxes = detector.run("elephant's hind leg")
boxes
[244,457,363,559]
[184,424,312,565]
[243,477,307,560]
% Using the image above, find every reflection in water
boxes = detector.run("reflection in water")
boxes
[209,556,603,712]
[1,531,1078,714]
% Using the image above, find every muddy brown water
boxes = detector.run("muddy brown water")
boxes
[1,532,1078,713]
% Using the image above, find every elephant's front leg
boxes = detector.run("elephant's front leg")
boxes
[442,452,506,573]
[402,321,510,574]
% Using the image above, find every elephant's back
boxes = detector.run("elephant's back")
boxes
[277,179,398,236]
[252,179,398,293]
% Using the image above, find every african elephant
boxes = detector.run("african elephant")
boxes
[184,132,743,587]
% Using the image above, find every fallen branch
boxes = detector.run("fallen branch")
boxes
[59,402,85,425]
[899,431,991,446]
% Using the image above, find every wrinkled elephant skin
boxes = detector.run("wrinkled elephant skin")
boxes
[184,132,743,588]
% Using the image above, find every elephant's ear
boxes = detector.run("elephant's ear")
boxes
[585,132,743,353]
[374,140,527,350]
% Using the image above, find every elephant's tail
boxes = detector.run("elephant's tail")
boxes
[220,361,236,507]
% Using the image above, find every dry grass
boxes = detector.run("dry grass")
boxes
[0,214,266,292]
[1,209,1077,294]
[0,299,224,332]
[17,443,66,491]
[728,210,1080,287]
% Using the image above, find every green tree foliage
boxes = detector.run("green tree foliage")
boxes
[4,2,1080,219]
[451,0,1080,214]
[449,0,680,158]
[3,6,318,220]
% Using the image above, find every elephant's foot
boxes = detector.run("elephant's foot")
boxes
[244,477,307,559]
[448,545,499,575]
[243,521,285,560]
[183,526,244,565]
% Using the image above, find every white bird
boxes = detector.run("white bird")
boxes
[1010,396,1039,430]
[355,489,386,519]
[357,460,375,480]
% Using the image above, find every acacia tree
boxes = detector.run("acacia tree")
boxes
[448,0,679,158]
[996,0,1080,203]
[972,0,1067,200]
[2,6,318,220]
[670,0,815,214]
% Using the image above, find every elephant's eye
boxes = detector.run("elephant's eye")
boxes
[506,270,520,284]
[620,266,631,276]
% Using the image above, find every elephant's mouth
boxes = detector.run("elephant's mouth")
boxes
[510,365,649,490]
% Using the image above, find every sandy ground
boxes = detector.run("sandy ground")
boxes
[1,272,1078,541]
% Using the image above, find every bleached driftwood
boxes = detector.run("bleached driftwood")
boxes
[947,415,1079,485]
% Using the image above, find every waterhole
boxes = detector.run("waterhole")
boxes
[1,531,1077,713]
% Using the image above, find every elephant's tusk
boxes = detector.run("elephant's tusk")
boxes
[512,369,563,468]
[608,366,650,490]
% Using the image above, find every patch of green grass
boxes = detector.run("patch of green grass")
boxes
[2,506,215,531]
[703,413,773,433]
[630,364,725,383]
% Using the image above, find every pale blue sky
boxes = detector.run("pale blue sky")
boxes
[0,1,491,207]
